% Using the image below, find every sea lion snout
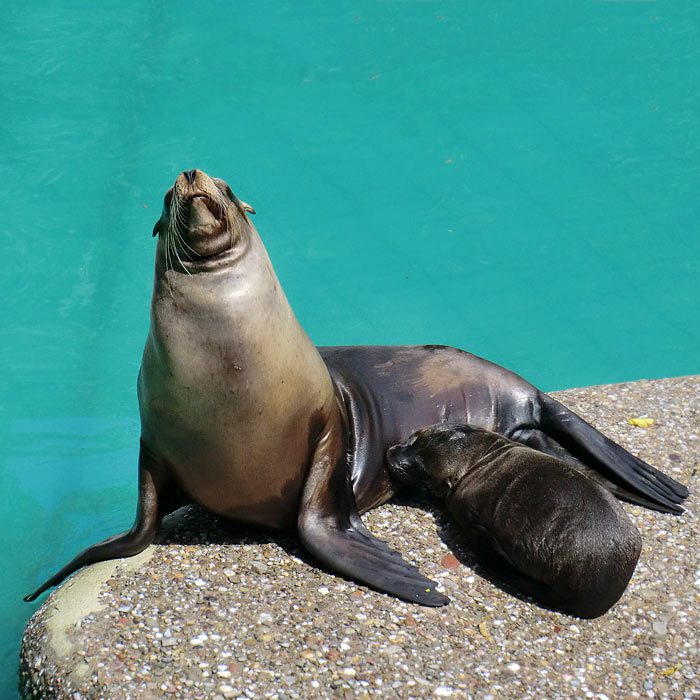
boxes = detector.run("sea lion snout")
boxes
[385,443,409,471]
[175,168,212,198]
[174,169,219,205]
[388,424,483,489]
[386,442,436,492]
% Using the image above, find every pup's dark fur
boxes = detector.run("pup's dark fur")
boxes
[386,423,642,618]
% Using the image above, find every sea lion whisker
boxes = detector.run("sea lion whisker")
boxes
[172,197,187,232]
[164,195,198,272]
[175,229,200,258]
[171,231,192,275]
[166,235,177,281]
[161,229,176,297]
[165,211,187,278]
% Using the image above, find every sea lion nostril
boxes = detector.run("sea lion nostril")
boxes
[184,169,197,184]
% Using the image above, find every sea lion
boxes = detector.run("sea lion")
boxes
[24,169,688,605]
[386,423,643,618]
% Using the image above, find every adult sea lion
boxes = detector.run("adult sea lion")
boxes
[24,169,688,605]
[386,423,643,618]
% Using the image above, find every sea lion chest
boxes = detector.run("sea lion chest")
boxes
[137,251,335,528]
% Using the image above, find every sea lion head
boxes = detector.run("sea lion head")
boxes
[152,169,256,271]
[386,423,489,497]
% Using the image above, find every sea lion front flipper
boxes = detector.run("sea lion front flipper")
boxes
[24,444,174,602]
[297,429,449,606]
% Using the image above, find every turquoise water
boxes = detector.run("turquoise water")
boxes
[4,2,700,696]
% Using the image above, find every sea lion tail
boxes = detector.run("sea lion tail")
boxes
[538,393,688,514]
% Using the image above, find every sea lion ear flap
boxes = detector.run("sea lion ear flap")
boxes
[154,188,174,236]
[224,184,255,215]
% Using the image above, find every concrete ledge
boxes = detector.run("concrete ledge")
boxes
[20,376,699,699]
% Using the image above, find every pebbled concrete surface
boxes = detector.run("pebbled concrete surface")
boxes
[19,376,700,700]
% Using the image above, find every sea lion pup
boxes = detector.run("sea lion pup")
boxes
[25,169,685,605]
[386,423,643,618]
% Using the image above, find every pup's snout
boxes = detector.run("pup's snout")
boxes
[385,444,406,469]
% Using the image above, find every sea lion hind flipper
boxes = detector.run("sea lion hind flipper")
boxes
[24,445,171,602]
[538,393,688,513]
[298,449,449,606]
[516,427,680,512]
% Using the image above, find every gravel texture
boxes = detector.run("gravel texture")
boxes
[19,376,700,700]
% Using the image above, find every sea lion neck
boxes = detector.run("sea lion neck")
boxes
[151,220,278,314]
